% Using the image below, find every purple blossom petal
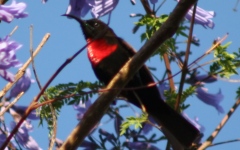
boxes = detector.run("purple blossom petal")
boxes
[11,105,39,120]
[41,0,48,4]
[88,0,119,18]
[7,68,34,99]
[196,87,224,113]
[73,100,92,120]
[177,0,215,29]
[127,142,160,150]
[0,36,22,70]
[191,35,200,46]
[0,129,7,148]
[142,116,155,134]
[186,74,217,85]
[80,140,99,149]
[10,121,42,150]
[142,123,152,134]
[182,112,205,133]
[158,82,170,100]
[114,114,122,135]
[0,69,15,82]
[185,6,215,29]
[55,138,63,148]
[66,0,91,18]
[0,0,28,23]
[130,0,136,5]
[195,74,217,83]
[99,128,116,144]
[149,0,158,4]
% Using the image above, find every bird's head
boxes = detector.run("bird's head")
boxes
[63,14,116,39]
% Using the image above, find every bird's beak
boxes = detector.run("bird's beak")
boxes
[63,14,95,34]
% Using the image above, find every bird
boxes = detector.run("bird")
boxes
[65,14,200,148]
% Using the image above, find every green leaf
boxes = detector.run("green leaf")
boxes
[120,113,148,135]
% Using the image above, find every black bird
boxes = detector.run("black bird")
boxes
[66,14,200,148]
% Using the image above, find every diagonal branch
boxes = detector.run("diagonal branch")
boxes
[60,0,197,149]
[198,99,240,150]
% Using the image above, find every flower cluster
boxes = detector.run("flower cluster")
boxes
[0,1,39,148]
[177,0,215,29]
[186,74,224,114]
[0,35,34,100]
[66,0,119,18]
[0,36,22,82]
[0,0,28,23]
[0,103,41,149]
[0,1,33,99]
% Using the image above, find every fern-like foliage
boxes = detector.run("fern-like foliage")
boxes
[38,80,102,136]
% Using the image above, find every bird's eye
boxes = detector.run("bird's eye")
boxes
[94,22,99,27]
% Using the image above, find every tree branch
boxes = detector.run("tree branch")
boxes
[198,99,240,150]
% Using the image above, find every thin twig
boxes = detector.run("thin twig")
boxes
[29,25,42,88]
[140,0,154,15]
[198,99,240,150]
[175,2,197,111]
[188,34,228,69]
[163,54,175,92]
[233,0,240,11]
[29,26,57,150]
[156,0,166,13]
[208,138,240,147]
[0,92,24,117]
[9,26,18,37]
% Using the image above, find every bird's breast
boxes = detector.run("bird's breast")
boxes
[87,38,118,67]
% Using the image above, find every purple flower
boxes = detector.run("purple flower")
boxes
[191,35,200,46]
[196,87,224,114]
[194,74,217,83]
[0,129,7,149]
[41,0,48,4]
[185,5,215,29]
[10,104,39,120]
[149,0,158,4]
[142,116,155,134]
[66,0,119,18]
[80,140,99,149]
[7,68,34,99]
[66,0,91,18]
[186,74,217,85]
[55,138,63,148]
[0,36,22,82]
[73,99,92,120]
[182,112,205,133]
[114,114,122,135]
[0,69,15,82]
[0,0,28,23]
[131,0,136,5]
[10,121,42,150]
[127,142,160,150]
[99,128,116,144]
[89,0,119,18]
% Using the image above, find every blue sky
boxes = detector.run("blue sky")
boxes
[1,0,240,149]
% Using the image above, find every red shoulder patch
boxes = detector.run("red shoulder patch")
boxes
[87,38,118,67]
